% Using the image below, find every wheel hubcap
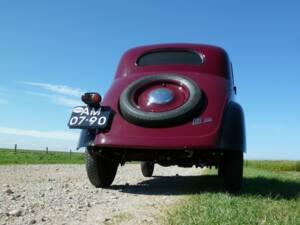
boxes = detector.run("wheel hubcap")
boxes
[147,88,174,105]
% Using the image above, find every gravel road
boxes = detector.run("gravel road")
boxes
[0,164,201,225]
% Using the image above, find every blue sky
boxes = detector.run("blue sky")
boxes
[0,1,299,159]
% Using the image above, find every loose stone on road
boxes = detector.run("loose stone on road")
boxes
[0,164,201,225]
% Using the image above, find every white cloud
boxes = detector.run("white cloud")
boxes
[53,95,82,107]
[25,91,82,107]
[23,81,85,97]
[0,133,80,152]
[24,91,51,98]
[0,127,79,141]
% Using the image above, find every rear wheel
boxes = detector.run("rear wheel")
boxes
[141,161,154,177]
[223,150,243,192]
[85,149,118,188]
[218,159,225,177]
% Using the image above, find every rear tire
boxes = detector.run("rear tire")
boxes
[141,161,154,177]
[223,150,243,192]
[218,159,225,177]
[85,149,118,188]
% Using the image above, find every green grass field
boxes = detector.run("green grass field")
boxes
[0,148,84,164]
[245,160,300,172]
[166,163,300,225]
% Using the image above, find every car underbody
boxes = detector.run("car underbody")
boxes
[87,147,224,168]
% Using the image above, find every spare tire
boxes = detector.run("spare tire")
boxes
[119,74,202,127]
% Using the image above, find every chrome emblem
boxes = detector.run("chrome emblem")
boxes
[148,88,174,105]
[192,117,213,126]
[72,107,84,113]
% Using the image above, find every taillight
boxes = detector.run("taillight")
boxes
[81,92,102,106]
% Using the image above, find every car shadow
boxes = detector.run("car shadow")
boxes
[111,174,300,200]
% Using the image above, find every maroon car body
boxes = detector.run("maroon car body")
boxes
[73,43,246,192]
[98,44,237,149]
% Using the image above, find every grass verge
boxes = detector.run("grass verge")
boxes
[0,148,84,164]
[245,160,300,172]
[165,168,300,225]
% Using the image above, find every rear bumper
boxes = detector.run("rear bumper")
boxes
[88,145,223,167]
[93,131,220,150]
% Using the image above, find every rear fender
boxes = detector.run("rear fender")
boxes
[219,102,246,152]
[77,129,96,149]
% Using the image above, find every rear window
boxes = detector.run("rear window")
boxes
[137,50,204,66]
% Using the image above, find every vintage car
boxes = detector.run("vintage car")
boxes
[68,43,246,192]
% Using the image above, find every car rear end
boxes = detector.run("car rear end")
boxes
[91,44,234,166]
[69,43,246,192]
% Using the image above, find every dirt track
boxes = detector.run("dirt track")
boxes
[0,164,201,225]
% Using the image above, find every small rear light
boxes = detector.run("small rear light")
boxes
[81,92,102,106]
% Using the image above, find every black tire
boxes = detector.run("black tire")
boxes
[218,159,225,178]
[141,161,154,177]
[223,150,243,192]
[120,74,202,127]
[85,149,118,188]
